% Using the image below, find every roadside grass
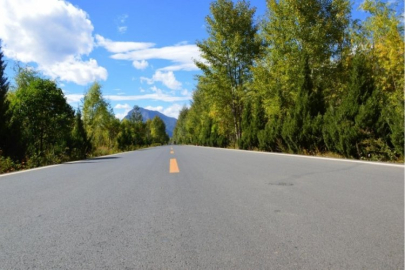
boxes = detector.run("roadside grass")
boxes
[0,144,160,175]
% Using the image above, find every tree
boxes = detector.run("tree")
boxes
[148,116,169,144]
[240,98,254,149]
[323,52,382,158]
[129,105,143,123]
[128,105,146,146]
[10,72,74,161]
[196,0,263,144]
[71,109,91,159]
[359,0,404,157]
[281,56,324,153]
[173,106,189,144]
[0,40,11,157]
[82,82,115,149]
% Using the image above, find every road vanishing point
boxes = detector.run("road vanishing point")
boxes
[0,145,403,269]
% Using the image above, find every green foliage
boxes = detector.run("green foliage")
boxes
[82,82,116,149]
[173,0,402,162]
[10,72,74,158]
[0,40,13,158]
[196,0,263,143]
[148,116,169,144]
[71,109,92,159]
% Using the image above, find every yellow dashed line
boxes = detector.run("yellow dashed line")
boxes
[170,158,180,173]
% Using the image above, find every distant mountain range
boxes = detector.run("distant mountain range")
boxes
[124,107,177,137]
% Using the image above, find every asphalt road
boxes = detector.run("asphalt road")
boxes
[0,145,403,269]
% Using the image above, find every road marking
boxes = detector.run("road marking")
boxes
[170,158,180,173]
[170,150,174,154]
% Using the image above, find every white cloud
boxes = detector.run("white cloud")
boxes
[158,62,197,72]
[43,57,107,85]
[96,35,155,53]
[145,104,184,119]
[118,26,127,34]
[114,103,132,120]
[104,93,191,102]
[181,89,189,96]
[140,77,154,85]
[0,0,107,85]
[162,104,183,119]
[140,71,182,90]
[65,94,83,103]
[105,39,201,71]
[145,106,164,112]
[115,103,131,110]
[132,60,149,70]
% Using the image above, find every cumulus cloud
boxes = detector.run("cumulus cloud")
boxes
[43,57,107,85]
[0,0,107,85]
[132,60,149,70]
[140,71,182,90]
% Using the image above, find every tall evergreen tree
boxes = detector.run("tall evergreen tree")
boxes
[323,52,380,158]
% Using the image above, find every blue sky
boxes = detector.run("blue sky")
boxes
[0,0,402,119]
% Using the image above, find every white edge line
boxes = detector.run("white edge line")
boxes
[0,164,61,178]
[189,145,405,168]
[0,146,158,178]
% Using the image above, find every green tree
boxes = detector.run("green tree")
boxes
[149,116,169,144]
[128,105,146,146]
[359,0,404,157]
[71,109,91,159]
[323,52,382,158]
[117,119,134,150]
[240,98,254,149]
[281,56,324,153]
[196,0,263,144]
[82,82,115,149]
[173,106,189,144]
[10,72,74,162]
[129,105,143,123]
[0,40,11,157]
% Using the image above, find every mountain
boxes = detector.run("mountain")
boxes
[124,107,177,137]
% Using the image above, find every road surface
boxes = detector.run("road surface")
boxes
[0,145,403,269]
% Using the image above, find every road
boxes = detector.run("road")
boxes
[0,145,403,269]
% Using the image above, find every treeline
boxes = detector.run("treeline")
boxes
[173,0,404,161]
[0,55,169,173]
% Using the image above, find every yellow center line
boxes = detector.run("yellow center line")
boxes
[170,150,174,154]
[170,158,180,173]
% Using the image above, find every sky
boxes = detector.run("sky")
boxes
[0,0,402,119]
